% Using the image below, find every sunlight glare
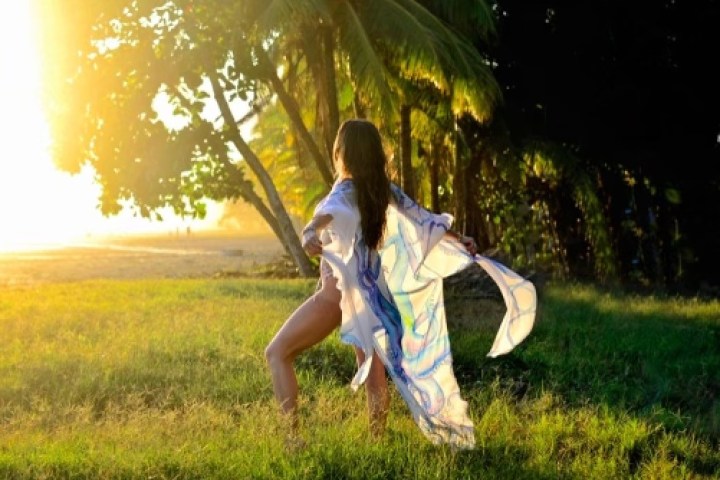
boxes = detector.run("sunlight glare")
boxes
[0,3,223,252]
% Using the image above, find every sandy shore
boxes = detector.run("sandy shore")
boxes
[0,231,285,287]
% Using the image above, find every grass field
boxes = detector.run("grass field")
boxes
[1,279,719,479]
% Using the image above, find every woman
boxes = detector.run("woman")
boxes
[265,119,536,449]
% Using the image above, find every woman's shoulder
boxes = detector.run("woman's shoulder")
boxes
[329,178,358,201]
[334,178,355,192]
[315,179,357,215]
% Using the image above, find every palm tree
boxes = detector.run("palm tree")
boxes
[262,0,502,207]
[40,0,504,276]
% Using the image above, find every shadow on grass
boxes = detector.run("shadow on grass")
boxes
[446,283,720,475]
[295,341,358,387]
[0,442,563,480]
[300,441,565,480]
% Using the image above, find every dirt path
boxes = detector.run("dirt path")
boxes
[0,232,285,287]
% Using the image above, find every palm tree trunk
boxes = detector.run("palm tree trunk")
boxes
[322,26,340,157]
[301,27,332,161]
[353,89,367,118]
[236,181,293,257]
[453,116,467,234]
[400,104,415,198]
[430,138,440,213]
[256,47,334,187]
[209,72,315,277]
[301,26,341,165]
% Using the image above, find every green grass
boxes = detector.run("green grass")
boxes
[0,279,719,479]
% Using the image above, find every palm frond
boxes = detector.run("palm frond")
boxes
[251,0,330,36]
[336,0,396,116]
[419,0,497,42]
[449,40,501,122]
[367,0,501,120]
[389,0,476,73]
[361,0,450,93]
[411,107,445,140]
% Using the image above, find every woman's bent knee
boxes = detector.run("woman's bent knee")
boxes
[265,338,287,366]
[264,341,275,364]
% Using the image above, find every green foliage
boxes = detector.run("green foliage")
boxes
[37,0,633,284]
[38,0,260,217]
[248,101,324,216]
[1,280,719,478]
[39,0,500,215]
[522,141,618,281]
[464,136,618,282]
[37,0,508,273]
[419,0,497,42]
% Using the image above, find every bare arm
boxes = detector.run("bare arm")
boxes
[301,214,333,256]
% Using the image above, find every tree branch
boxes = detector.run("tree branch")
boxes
[208,70,314,276]
[255,46,335,187]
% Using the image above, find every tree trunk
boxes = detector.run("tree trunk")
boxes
[301,26,341,165]
[452,116,467,234]
[430,138,440,213]
[464,144,486,243]
[256,47,334,187]
[209,73,315,277]
[353,90,367,118]
[236,180,293,256]
[301,27,332,162]
[346,57,367,119]
[400,104,415,198]
[321,26,340,159]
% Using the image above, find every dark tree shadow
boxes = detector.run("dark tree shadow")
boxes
[445,273,720,476]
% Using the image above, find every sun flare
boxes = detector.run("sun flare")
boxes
[0,3,222,253]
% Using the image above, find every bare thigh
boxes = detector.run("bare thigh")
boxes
[267,273,342,360]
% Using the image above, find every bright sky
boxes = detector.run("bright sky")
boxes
[0,3,225,252]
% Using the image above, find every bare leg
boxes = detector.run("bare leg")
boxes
[265,275,341,431]
[355,347,390,438]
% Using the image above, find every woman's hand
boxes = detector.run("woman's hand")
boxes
[459,235,478,256]
[302,229,323,256]
[300,214,332,257]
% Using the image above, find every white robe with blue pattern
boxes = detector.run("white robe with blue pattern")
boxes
[316,180,537,449]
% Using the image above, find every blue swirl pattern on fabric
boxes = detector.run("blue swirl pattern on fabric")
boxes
[317,180,536,450]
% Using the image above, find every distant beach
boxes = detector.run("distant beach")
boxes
[0,231,284,286]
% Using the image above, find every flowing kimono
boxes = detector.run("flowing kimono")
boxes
[316,179,537,449]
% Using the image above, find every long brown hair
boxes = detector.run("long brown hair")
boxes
[333,119,391,250]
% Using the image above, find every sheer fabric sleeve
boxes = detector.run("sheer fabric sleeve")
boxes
[314,180,359,263]
[375,184,536,449]
[385,184,458,275]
